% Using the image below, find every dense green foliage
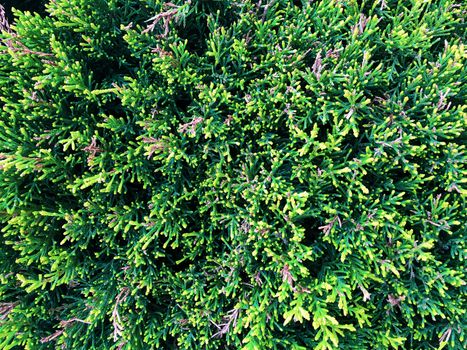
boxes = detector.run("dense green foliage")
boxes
[0,0,466,349]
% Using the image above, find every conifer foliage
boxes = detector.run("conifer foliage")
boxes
[0,0,466,349]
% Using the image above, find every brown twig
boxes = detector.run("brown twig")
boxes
[112,287,130,342]
[325,48,341,59]
[59,318,91,327]
[142,137,165,159]
[261,0,276,24]
[211,308,240,338]
[142,2,182,37]
[0,302,18,321]
[0,4,11,33]
[82,136,103,164]
[151,46,172,57]
[358,285,371,302]
[178,117,203,136]
[281,264,295,288]
[1,5,55,60]
[312,52,324,80]
[40,329,65,344]
[352,14,370,35]
[40,317,90,344]
[439,327,452,344]
[318,215,342,236]
[387,294,405,308]
[437,88,451,110]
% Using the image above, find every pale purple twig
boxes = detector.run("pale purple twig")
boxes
[112,288,130,342]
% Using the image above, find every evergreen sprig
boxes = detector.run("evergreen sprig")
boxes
[0,1,466,349]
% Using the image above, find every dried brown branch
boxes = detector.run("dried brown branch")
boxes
[375,128,403,150]
[178,117,203,136]
[151,46,172,57]
[1,5,55,62]
[112,287,130,342]
[40,329,65,344]
[142,137,165,159]
[40,316,91,343]
[325,48,341,59]
[59,318,91,327]
[437,88,452,110]
[211,308,240,338]
[318,215,342,236]
[116,341,128,350]
[142,2,182,37]
[0,302,18,321]
[352,14,370,35]
[387,294,405,308]
[83,136,103,164]
[312,52,324,80]
[439,327,452,344]
[254,271,263,286]
[0,4,11,33]
[358,285,371,302]
[379,0,388,10]
[281,264,295,288]
[261,0,276,24]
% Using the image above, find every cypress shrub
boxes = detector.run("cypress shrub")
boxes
[0,0,465,349]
